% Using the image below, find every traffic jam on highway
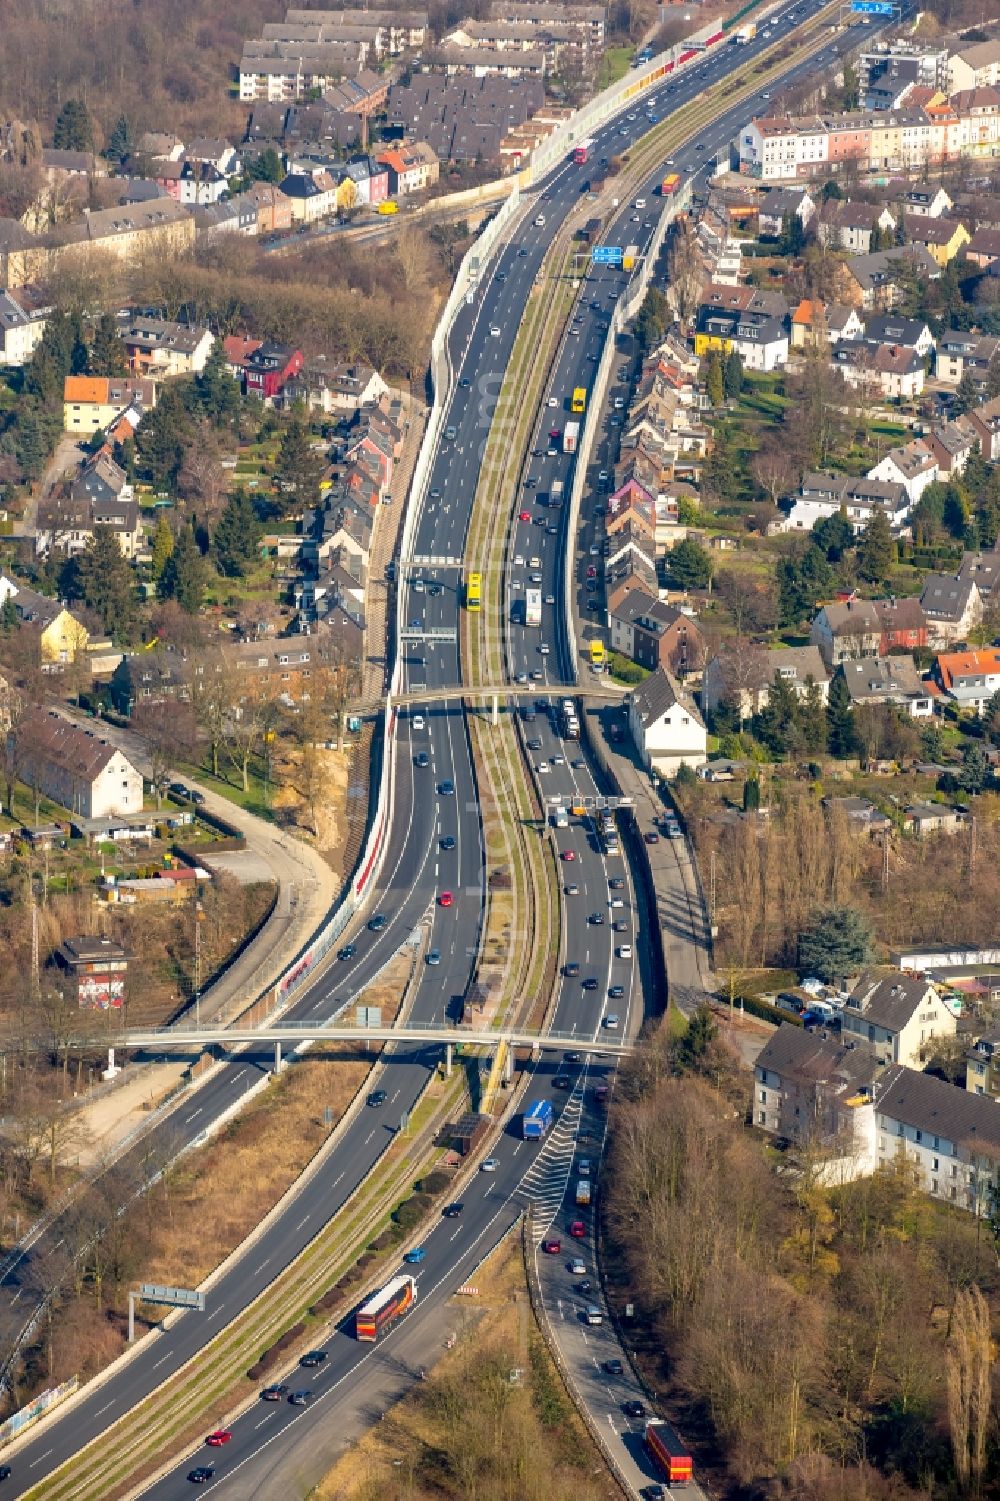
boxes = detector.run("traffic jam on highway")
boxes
[0,4,884,1496]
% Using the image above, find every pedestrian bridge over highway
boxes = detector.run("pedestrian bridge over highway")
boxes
[353,683,627,719]
[115,1023,633,1072]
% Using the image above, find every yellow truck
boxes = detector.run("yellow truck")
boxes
[623,244,638,271]
[378,200,399,215]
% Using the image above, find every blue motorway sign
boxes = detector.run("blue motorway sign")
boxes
[592,245,624,266]
[851,1,894,13]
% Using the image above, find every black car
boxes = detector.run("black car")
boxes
[368,914,388,931]
[564,962,581,977]
[608,985,625,1000]
[609,877,625,890]
[289,1390,312,1406]
[604,1358,624,1376]
[564,1051,581,1063]
[443,1201,464,1218]
[415,752,430,768]
[589,913,605,926]
[582,978,598,991]
[367,1090,387,1108]
[189,1468,215,1484]
[300,1350,328,1368]
[169,781,190,798]
[622,1399,646,1419]
[576,1279,593,1293]
[261,1384,289,1401]
[438,780,455,796]
[0,1468,12,1482]
[642,1488,667,1501]
[554,1075,572,1089]
[337,944,356,961]
[440,836,456,851]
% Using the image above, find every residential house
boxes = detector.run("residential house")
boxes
[832,339,926,400]
[0,288,51,366]
[874,596,928,655]
[782,471,910,533]
[703,643,829,721]
[110,649,190,714]
[868,438,938,503]
[757,186,815,236]
[51,199,195,272]
[608,591,704,677]
[926,417,977,478]
[902,802,969,836]
[0,576,89,666]
[62,376,155,435]
[124,318,214,377]
[811,599,882,666]
[194,197,261,238]
[753,1023,877,1144]
[934,647,1000,712]
[54,935,129,1009]
[11,710,142,818]
[919,574,983,646]
[840,656,934,716]
[890,181,953,218]
[185,138,238,176]
[967,395,1000,462]
[863,314,935,357]
[243,342,304,402]
[823,795,892,835]
[279,169,339,222]
[844,245,940,310]
[152,158,229,206]
[966,1030,1000,1097]
[874,1064,1000,1214]
[817,198,896,254]
[902,213,971,266]
[843,969,956,1067]
[241,182,294,234]
[937,329,1000,387]
[967,227,1000,269]
[958,546,1000,603]
[948,39,1000,93]
[627,668,706,777]
[285,358,388,415]
[790,298,863,349]
[376,142,439,196]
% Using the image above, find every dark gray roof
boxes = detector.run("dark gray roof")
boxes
[755,1022,877,1090]
[920,573,977,622]
[876,1064,1000,1159]
[629,668,704,729]
[846,970,936,1033]
[841,655,926,704]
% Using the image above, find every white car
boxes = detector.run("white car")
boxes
[634,197,646,209]
[618,945,633,960]
[481,1158,499,1172]
[514,554,524,566]
[570,1257,586,1275]
[547,397,558,407]
[412,714,425,731]
[603,1014,620,1029]
[490,325,501,337]
[539,643,550,655]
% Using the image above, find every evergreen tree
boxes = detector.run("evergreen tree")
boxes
[150,515,175,582]
[959,740,990,795]
[137,386,192,489]
[53,99,93,152]
[705,351,725,407]
[246,148,284,183]
[275,415,325,514]
[666,538,713,590]
[798,905,872,984]
[799,677,828,754]
[76,529,136,639]
[89,311,127,377]
[0,595,17,635]
[70,316,89,377]
[194,341,240,426]
[987,351,1000,401]
[858,509,893,586]
[742,775,761,813]
[105,114,132,164]
[954,369,979,416]
[724,349,744,400]
[753,673,800,757]
[213,490,262,577]
[826,671,856,757]
[160,524,208,614]
[24,308,78,404]
[812,510,854,562]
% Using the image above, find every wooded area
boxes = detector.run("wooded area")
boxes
[604,1015,1000,1499]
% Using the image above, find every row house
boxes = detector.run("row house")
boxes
[816,199,896,255]
[12,710,142,819]
[958,546,1000,603]
[376,142,439,196]
[152,158,229,206]
[919,575,983,647]
[966,394,1000,462]
[279,168,341,222]
[610,592,704,678]
[902,212,971,266]
[243,342,304,403]
[240,46,368,102]
[301,493,374,572]
[0,287,51,366]
[811,596,927,668]
[790,299,863,349]
[753,1025,878,1145]
[967,226,1000,269]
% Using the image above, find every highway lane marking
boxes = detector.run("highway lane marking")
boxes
[185,1108,202,1124]
[94,1401,114,1417]
[28,1450,53,1467]
[254,1416,271,1430]
[152,1353,171,1369]
[252,1259,270,1276]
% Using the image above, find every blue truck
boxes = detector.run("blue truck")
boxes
[522,1100,554,1140]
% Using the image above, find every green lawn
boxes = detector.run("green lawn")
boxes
[176,758,276,822]
[595,45,634,89]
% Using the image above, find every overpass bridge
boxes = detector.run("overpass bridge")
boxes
[110,1023,634,1075]
[353,682,627,724]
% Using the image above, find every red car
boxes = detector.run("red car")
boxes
[519,509,531,521]
[549,428,561,440]
[560,850,576,862]
[206,1431,232,1447]
[438,891,453,907]
[542,1237,562,1254]
[586,564,597,578]
[569,1221,586,1239]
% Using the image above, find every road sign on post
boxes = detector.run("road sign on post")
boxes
[591,245,623,267]
[130,1283,206,1342]
[851,1,894,11]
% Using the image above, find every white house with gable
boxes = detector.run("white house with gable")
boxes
[627,668,706,777]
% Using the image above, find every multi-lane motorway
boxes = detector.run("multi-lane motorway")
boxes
[4,8,867,1493]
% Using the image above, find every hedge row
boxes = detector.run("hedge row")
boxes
[722,992,803,1027]
[247,1319,307,1382]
